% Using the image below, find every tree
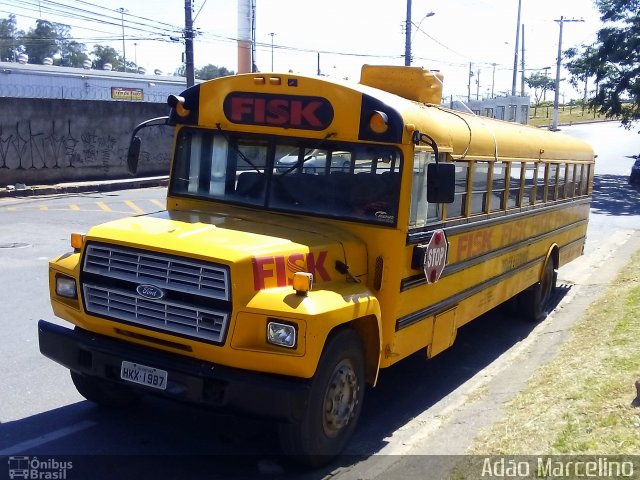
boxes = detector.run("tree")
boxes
[174,64,235,79]
[196,64,234,80]
[92,45,122,71]
[21,20,88,67]
[525,72,556,106]
[565,0,640,129]
[0,15,24,62]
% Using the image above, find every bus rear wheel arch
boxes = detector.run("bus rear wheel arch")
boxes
[518,248,558,322]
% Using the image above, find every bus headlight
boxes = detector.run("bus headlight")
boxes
[266,321,297,348]
[55,275,77,299]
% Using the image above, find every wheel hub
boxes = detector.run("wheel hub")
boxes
[323,360,359,437]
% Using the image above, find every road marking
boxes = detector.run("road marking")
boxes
[150,199,164,209]
[124,200,144,214]
[69,203,80,211]
[97,201,112,212]
[39,205,48,211]
[0,420,97,455]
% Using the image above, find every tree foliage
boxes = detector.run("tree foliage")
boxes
[19,19,88,67]
[565,0,640,129]
[174,64,235,80]
[0,15,23,62]
[92,45,122,71]
[525,72,555,106]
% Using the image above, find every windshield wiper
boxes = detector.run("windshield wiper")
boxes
[216,123,262,173]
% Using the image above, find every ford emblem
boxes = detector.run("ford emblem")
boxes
[136,284,165,300]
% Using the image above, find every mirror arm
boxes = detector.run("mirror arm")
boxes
[412,130,440,161]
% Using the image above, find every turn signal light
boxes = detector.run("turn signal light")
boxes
[292,272,313,296]
[70,233,86,250]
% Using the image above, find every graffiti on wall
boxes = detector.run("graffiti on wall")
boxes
[0,119,169,172]
[0,114,170,183]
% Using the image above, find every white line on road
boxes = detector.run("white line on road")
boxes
[0,420,97,455]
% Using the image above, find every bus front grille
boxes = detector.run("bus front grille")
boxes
[81,243,231,344]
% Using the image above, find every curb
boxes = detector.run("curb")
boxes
[0,176,169,198]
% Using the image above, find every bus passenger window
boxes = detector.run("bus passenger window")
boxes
[508,163,522,208]
[446,162,468,219]
[410,150,440,227]
[522,163,537,206]
[548,164,559,200]
[557,164,567,199]
[566,164,575,197]
[490,162,506,212]
[537,163,548,202]
[470,161,489,215]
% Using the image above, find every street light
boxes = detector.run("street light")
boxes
[269,32,276,71]
[550,16,584,131]
[117,7,127,72]
[404,0,435,66]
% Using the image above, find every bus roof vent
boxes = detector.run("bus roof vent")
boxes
[359,65,444,105]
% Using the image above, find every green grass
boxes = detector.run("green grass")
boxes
[461,252,640,457]
[528,105,609,127]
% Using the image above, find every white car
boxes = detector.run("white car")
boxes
[276,151,351,173]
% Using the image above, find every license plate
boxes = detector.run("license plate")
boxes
[120,361,168,390]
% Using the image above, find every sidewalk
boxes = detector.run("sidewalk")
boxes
[0,176,169,198]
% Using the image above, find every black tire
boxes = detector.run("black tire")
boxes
[518,257,556,322]
[278,329,365,467]
[71,371,143,407]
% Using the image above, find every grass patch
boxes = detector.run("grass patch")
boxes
[528,107,609,127]
[464,250,640,456]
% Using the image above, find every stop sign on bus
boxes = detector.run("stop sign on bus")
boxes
[424,229,448,284]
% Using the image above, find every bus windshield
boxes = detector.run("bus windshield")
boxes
[170,128,402,225]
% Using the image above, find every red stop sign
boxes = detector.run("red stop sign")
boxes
[424,229,448,284]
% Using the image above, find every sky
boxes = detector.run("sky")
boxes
[2,0,604,100]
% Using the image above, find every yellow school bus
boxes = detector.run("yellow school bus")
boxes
[38,65,594,465]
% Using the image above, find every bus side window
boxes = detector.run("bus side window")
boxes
[548,163,559,200]
[508,162,522,208]
[522,162,537,206]
[557,163,568,199]
[446,162,468,219]
[409,150,440,227]
[470,161,489,215]
[566,163,575,197]
[490,162,506,211]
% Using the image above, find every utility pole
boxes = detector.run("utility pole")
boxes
[550,16,584,131]
[117,7,127,72]
[520,25,526,96]
[404,0,412,66]
[511,0,522,96]
[491,63,496,98]
[269,32,276,71]
[184,0,195,87]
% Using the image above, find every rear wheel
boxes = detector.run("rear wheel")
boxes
[518,256,556,322]
[71,371,143,407]
[278,329,365,467]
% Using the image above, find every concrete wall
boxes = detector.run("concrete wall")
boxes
[0,98,173,186]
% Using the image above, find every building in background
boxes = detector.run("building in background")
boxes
[0,61,190,103]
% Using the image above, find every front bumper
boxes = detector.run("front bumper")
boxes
[38,320,310,423]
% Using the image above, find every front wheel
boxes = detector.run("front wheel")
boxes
[518,256,556,322]
[278,329,365,467]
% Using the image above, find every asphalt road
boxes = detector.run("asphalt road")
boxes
[1,121,639,480]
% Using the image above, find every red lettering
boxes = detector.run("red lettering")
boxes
[307,251,330,281]
[290,100,323,128]
[274,255,287,287]
[252,256,274,290]
[266,99,289,125]
[254,97,266,123]
[230,97,254,122]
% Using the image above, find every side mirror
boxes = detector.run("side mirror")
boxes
[427,162,455,204]
[127,136,141,175]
